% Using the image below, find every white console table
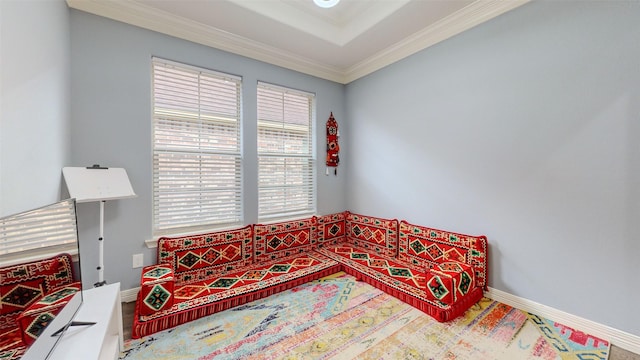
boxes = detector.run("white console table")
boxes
[51,282,123,360]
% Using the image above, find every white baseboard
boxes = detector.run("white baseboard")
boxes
[120,286,140,303]
[486,287,640,354]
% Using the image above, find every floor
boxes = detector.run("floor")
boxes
[121,301,638,359]
[122,302,135,342]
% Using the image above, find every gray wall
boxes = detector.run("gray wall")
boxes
[346,1,640,335]
[0,0,70,216]
[69,11,347,290]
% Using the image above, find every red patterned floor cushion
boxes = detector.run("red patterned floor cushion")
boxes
[139,264,175,316]
[317,245,484,322]
[254,217,317,262]
[138,252,339,323]
[172,254,334,304]
[398,221,488,289]
[157,225,254,285]
[346,212,399,258]
[425,262,475,305]
[0,254,75,332]
[318,245,427,299]
[17,282,81,346]
[133,252,341,338]
[316,212,347,247]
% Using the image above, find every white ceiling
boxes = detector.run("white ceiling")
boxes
[66,0,529,84]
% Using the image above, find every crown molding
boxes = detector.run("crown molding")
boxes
[66,0,345,83]
[344,0,530,83]
[67,0,529,84]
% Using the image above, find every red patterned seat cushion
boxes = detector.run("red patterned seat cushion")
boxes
[317,245,484,322]
[17,282,81,346]
[138,252,339,323]
[254,218,317,262]
[346,213,399,258]
[318,245,427,300]
[157,225,254,285]
[0,254,75,333]
[398,221,488,289]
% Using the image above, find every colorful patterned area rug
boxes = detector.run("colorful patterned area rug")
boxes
[120,273,609,360]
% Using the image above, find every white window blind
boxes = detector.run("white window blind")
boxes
[0,199,78,263]
[152,58,242,236]
[257,82,315,220]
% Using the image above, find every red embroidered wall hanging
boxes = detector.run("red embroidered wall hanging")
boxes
[326,112,340,175]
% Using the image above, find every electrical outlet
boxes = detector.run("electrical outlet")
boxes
[132,253,144,268]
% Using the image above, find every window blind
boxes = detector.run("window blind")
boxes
[152,58,242,236]
[257,82,315,220]
[0,198,78,261]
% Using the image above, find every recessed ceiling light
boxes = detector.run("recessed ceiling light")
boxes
[313,0,340,9]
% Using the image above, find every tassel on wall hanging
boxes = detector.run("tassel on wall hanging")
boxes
[326,112,340,175]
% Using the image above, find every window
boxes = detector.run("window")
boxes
[152,58,242,236]
[0,198,78,264]
[257,82,315,220]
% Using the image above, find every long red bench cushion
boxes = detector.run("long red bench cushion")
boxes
[318,246,426,300]
[398,221,488,289]
[132,252,340,339]
[254,218,317,262]
[138,252,338,323]
[346,212,399,258]
[318,246,483,322]
[0,254,75,332]
[316,212,347,247]
[157,225,254,285]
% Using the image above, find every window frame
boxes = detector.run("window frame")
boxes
[0,198,79,266]
[256,81,317,222]
[151,58,243,237]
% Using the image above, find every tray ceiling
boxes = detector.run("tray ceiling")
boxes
[67,0,529,83]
